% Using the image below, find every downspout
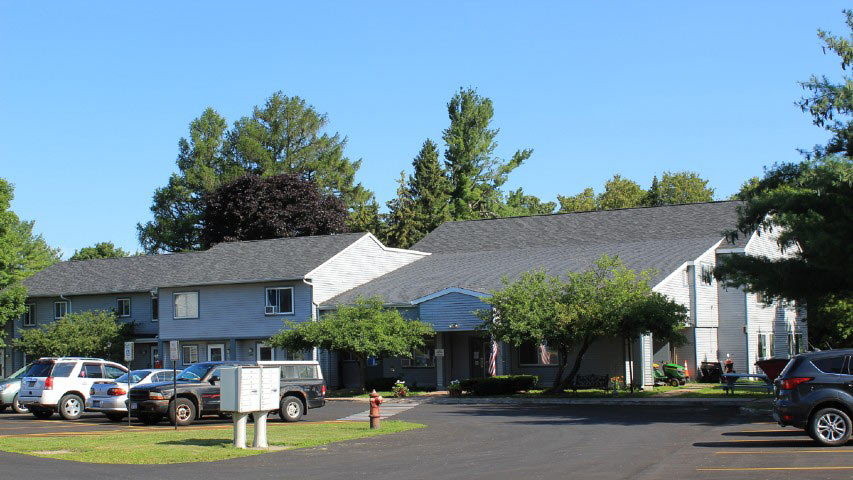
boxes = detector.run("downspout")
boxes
[744,289,750,374]
[60,294,71,314]
[303,278,320,363]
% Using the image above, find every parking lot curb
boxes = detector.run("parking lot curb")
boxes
[425,396,765,408]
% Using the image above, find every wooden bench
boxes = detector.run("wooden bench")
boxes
[721,373,773,395]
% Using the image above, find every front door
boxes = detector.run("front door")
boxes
[208,344,225,362]
[470,339,487,378]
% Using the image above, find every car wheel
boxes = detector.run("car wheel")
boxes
[58,394,84,420]
[168,398,196,426]
[12,394,29,414]
[810,408,852,447]
[278,396,303,422]
[139,413,163,425]
[31,407,53,419]
[105,413,125,422]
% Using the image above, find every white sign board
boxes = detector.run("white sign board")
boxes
[220,366,281,413]
[124,342,134,362]
[169,340,179,361]
[434,348,445,357]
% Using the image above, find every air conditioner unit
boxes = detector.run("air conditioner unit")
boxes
[265,306,275,314]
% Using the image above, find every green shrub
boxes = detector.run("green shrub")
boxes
[458,375,539,395]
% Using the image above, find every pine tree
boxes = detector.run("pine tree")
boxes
[410,139,451,236]
[443,88,532,220]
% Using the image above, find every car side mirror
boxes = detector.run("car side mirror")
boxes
[209,377,219,385]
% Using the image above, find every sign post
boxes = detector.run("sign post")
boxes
[169,340,179,431]
[124,342,134,428]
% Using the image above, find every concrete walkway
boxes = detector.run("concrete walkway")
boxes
[337,400,422,421]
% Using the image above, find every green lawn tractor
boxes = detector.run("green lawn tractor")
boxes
[653,362,688,387]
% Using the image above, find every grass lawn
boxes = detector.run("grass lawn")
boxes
[0,420,424,464]
[677,384,772,398]
[458,384,771,399]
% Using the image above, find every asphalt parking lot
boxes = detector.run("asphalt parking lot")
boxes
[0,402,851,479]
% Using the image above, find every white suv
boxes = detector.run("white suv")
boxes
[18,357,128,420]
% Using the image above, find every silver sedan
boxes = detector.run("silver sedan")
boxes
[86,369,174,421]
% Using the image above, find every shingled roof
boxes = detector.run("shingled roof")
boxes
[323,237,721,306]
[23,232,368,297]
[325,201,744,306]
[412,201,745,253]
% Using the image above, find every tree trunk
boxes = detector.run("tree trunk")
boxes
[560,339,592,391]
[548,345,570,393]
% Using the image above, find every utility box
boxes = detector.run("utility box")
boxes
[220,366,281,413]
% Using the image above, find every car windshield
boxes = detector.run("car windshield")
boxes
[115,370,151,384]
[9,364,32,379]
[177,364,210,381]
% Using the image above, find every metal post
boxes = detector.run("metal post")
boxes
[127,361,132,428]
[173,358,177,431]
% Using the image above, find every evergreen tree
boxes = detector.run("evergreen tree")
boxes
[443,88,532,220]
[138,92,375,253]
[409,139,451,234]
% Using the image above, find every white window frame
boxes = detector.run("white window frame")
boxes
[265,287,294,315]
[54,301,68,320]
[22,304,35,327]
[173,292,199,319]
[182,345,199,364]
[256,343,275,361]
[117,298,131,317]
[758,333,770,360]
[207,343,225,362]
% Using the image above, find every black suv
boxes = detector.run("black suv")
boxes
[128,361,326,426]
[774,350,853,446]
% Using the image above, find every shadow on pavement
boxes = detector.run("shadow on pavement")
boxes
[693,438,816,448]
[158,438,232,447]
[437,403,749,427]
[721,429,803,437]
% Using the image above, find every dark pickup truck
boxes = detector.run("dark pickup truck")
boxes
[128,360,326,426]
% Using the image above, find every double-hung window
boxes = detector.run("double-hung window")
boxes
[265,287,294,315]
[173,292,199,319]
[117,298,131,317]
[22,304,35,327]
[700,263,714,286]
[758,333,771,360]
[54,301,68,320]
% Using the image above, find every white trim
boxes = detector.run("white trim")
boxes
[54,301,68,320]
[207,344,225,362]
[256,342,275,361]
[264,286,295,315]
[182,344,199,364]
[410,287,491,305]
[716,247,745,254]
[116,297,131,317]
[304,233,431,279]
[742,230,758,253]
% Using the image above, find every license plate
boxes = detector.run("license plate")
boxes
[93,401,100,407]
[130,402,137,410]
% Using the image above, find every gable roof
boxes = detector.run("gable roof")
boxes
[323,236,721,307]
[412,201,745,253]
[23,232,368,297]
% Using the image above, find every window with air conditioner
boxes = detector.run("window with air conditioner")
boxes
[265,287,294,315]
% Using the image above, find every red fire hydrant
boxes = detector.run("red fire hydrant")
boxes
[369,389,383,429]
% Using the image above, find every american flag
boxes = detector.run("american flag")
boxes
[488,338,499,376]
[539,344,551,365]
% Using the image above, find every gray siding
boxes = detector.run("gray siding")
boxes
[158,281,312,341]
[418,292,489,331]
[17,292,157,338]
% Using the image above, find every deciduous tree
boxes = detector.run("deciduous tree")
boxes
[201,174,348,247]
[13,310,132,360]
[70,242,131,261]
[0,179,59,346]
[269,297,434,390]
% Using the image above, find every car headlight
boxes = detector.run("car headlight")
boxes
[0,384,10,392]
[149,392,165,400]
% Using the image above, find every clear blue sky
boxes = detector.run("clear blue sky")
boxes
[0,2,847,256]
